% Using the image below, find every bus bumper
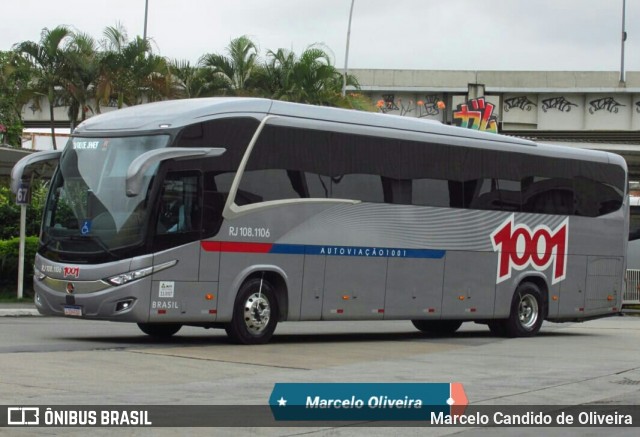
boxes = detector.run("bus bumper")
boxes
[33,276,152,323]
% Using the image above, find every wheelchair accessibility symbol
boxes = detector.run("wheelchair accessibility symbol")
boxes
[81,220,92,235]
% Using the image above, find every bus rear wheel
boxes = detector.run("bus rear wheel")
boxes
[137,323,182,338]
[225,278,279,345]
[411,320,463,335]
[503,282,544,337]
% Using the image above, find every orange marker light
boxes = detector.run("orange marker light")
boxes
[342,295,350,300]
[607,295,614,301]
[552,295,559,301]
[458,296,465,301]
[205,294,214,300]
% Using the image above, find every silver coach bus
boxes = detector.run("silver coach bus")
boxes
[12,98,628,344]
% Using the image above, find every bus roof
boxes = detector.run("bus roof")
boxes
[73,97,626,169]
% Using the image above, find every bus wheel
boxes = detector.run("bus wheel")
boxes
[411,320,462,335]
[137,323,182,338]
[487,320,507,337]
[225,278,278,345]
[504,282,543,337]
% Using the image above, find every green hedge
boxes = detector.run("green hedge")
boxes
[0,183,47,239]
[0,236,39,295]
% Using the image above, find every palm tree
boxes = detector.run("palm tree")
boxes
[14,26,74,149]
[261,48,297,100]
[96,23,174,112]
[169,59,229,98]
[262,44,360,107]
[199,35,259,94]
[63,32,99,130]
[0,51,33,146]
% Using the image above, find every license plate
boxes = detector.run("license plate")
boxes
[63,305,83,317]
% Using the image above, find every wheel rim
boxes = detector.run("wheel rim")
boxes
[518,293,539,330]
[243,292,271,334]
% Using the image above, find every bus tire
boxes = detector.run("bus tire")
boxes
[137,323,181,338]
[225,278,278,345]
[487,320,508,337]
[504,282,544,337]
[411,320,462,335]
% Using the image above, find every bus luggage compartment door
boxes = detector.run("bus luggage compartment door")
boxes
[585,256,622,313]
[442,251,496,318]
[322,256,387,320]
[384,257,445,318]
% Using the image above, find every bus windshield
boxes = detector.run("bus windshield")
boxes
[41,135,169,259]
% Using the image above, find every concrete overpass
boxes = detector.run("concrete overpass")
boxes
[350,69,640,179]
[14,69,640,178]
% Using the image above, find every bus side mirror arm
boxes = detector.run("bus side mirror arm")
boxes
[125,147,226,197]
[10,150,62,194]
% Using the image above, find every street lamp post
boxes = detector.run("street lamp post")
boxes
[342,0,356,97]
[620,0,626,84]
[143,0,149,41]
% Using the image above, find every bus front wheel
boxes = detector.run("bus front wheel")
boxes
[137,323,182,338]
[225,278,279,345]
[411,320,462,335]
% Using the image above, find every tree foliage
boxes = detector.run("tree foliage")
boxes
[96,24,175,111]
[5,27,370,153]
[199,35,259,94]
[0,51,29,146]
[14,26,75,149]
[0,182,48,239]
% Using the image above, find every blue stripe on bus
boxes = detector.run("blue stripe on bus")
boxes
[269,243,445,259]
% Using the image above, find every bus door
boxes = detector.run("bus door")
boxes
[147,159,219,322]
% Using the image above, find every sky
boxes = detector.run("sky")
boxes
[1,0,638,72]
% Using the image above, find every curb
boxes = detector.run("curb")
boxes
[0,309,41,317]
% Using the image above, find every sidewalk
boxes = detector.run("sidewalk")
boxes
[0,302,41,317]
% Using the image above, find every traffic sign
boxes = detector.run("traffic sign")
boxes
[15,182,30,205]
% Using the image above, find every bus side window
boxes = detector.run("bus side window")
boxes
[157,173,200,235]
[330,174,383,203]
[522,177,574,215]
[412,178,451,208]
[382,177,411,205]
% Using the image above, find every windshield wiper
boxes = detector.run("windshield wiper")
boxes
[68,235,119,259]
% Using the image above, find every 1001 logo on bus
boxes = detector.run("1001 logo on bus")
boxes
[491,215,569,285]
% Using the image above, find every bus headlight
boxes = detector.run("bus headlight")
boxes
[106,267,153,286]
[105,260,177,286]
[34,267,46,281]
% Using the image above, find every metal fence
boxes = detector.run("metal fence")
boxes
[624,269,640,304]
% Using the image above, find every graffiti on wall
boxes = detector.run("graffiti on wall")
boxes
[504,96,537,112]
[588,97,626,114]
[396,98,416,116]
[377,94,445,118]
[541,97,578,113]
[376,94,399,113]
[418,95,445,117]
[452,97,498,133]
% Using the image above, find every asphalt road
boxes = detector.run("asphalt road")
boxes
[1,314,639,436]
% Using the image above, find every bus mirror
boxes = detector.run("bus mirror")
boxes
[125,147,226,197]
[10,150,62,194]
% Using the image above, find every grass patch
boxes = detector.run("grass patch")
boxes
[0,293,33,303]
